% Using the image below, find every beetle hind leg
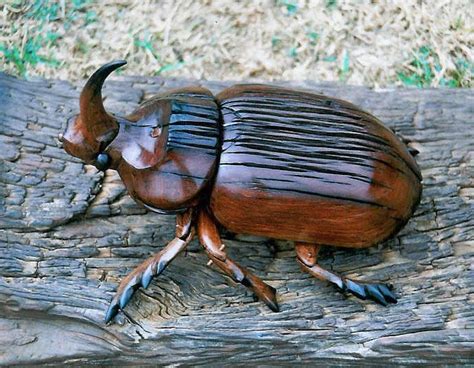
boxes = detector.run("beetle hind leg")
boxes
[295,243,397,306]
[198,210,279,312]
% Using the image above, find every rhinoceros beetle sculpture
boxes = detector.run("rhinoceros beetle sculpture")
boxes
[60,60,422,323]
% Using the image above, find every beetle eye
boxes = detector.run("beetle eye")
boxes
[95,152,111,171]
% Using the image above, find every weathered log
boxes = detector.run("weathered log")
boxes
[0,72,473,366]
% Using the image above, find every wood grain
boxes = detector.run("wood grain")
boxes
[0,72,473,366]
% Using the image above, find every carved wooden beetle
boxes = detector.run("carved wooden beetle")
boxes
[60,61,422,323]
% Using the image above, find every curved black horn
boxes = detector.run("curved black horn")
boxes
[79,60,127,139]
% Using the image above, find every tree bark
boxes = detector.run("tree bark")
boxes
[0,72,473,366]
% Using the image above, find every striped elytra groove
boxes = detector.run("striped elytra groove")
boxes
[220,86,420,173]
[220,105,408,164]
[210,84,421,245]
[167,97,220,153]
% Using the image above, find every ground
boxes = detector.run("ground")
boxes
[1,0,473,87]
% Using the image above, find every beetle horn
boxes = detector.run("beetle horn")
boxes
[79,60,127,141]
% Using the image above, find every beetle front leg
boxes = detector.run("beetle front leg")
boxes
[197,210,279,312]
[105,209,194,324]
[296,243,397,306]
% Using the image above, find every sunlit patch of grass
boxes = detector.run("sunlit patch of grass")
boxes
[325,0,337,10]
[288,46,298,58]
[397,46,472,87]
[307,31,319,45]
[1,0,96,77]
[441,58,473,87]
[26,0,60,22]
[271,35,282,50]
[133,31,185,76]
[277,0,298,15]
[0,45,25,75]
[338,50,350,82]
[156,61,185,75]
[1,1,471,87]
[0,32,60,76]
[134,32,160,61]
[397,46,437,87]
[323,55,337,62]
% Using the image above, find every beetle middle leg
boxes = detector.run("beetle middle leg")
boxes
[105,209,195,323]
[197,210,279,312]
[295,243,397,306]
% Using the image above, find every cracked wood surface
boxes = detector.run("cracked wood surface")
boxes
[0,72,473,366]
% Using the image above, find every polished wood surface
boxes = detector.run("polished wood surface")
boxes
[108,86,220,212]
[210,84,422,247]
[60,62,423,320]
[62,60,124,162]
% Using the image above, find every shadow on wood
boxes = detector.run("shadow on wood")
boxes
[0,73,473,365]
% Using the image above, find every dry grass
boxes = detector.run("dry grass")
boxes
[1,0,473,87]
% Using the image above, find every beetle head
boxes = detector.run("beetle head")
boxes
[60,60,127,170]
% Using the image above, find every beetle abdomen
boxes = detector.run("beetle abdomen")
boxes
[210,85,422,247]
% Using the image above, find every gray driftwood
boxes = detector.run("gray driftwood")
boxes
[0,72,473,366]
